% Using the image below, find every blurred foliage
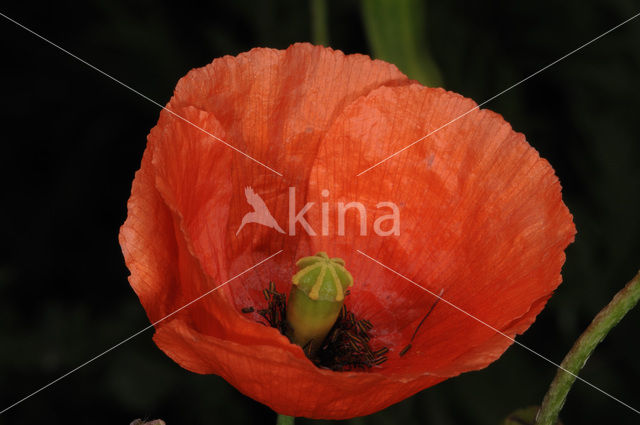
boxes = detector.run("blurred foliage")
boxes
[502,406,551,425]
[361,0,442,86]
[1,1,639,425]
[311,0,330,46]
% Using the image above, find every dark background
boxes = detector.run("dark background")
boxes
[1,1,639,424]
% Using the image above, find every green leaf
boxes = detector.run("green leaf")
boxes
[311,0,329,46]
[361,0,442,87]
[276,414,295,425]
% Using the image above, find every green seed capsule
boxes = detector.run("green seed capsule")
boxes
[286,252,354,354]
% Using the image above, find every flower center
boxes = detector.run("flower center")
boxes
[242,252,388,371]
[286,252,353,353]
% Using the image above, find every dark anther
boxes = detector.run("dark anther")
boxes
[244,281,389,371]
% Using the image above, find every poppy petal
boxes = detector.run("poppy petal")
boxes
[120,44,576,420]
[154,317,447,419]
[305,84,575,375]
[153,43,411,316]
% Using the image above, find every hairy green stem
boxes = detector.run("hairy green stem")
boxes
[535,270,640,425]
[276,414,295,425]
[311,0,329,46]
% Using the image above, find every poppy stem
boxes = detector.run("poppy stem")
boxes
[276,414,295,425]
[535,269,640,425]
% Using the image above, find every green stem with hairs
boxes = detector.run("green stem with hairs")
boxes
[535,270,640,425]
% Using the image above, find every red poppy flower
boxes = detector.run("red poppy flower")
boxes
[119,43,575,419]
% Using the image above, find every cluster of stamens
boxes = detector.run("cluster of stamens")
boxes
[314,302,389,370]
[242,282,388,371]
